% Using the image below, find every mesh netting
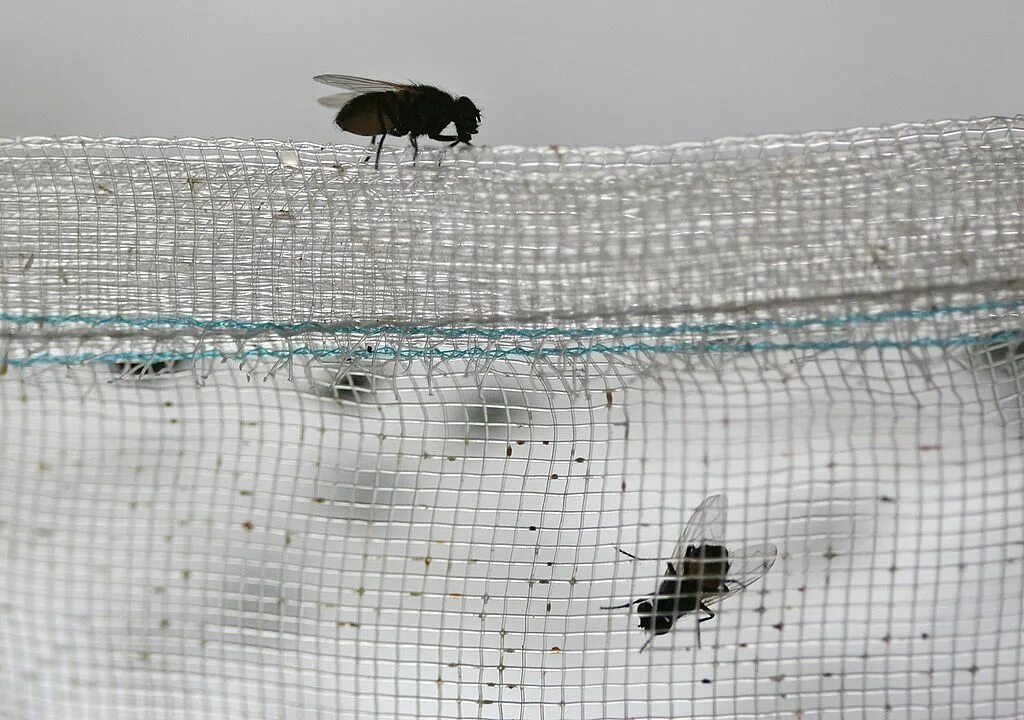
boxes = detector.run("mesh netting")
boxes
[2,117,1024,719]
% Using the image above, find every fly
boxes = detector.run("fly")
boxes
[601,494,777,652]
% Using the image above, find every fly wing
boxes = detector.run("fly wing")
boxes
[702,543,777,606]
[672,494,727,563]
[317,93,356,108]
[313,74,412,92]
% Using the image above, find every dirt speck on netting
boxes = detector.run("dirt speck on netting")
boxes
[550,646,561,654]
[313,497,327,504]
[506,445,513,457]
[701,678,712,684]
[423,556,432,567]
[550,473,559,480]
[242,521,254,531]
[159,619,170,630]
[186,176,205,192]
[181,570,191,581]
[606,390,614,407]
[337,621,359,628]
[239,490,253,497]
[574,457,586,463]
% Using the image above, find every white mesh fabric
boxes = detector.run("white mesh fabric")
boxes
[2,118,1023,719]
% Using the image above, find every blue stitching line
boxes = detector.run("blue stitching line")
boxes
[2,298,1023,340]
[6,332,1023,368]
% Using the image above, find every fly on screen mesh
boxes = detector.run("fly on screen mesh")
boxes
[1,118,1023,719]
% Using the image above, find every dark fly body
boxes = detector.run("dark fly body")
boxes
[601,494,777,652]
[314,74,481,169]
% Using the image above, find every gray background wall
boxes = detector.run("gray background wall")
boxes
[0,0,1021,146]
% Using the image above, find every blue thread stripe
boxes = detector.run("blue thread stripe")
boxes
[2,298,1023,340]
[5,332,1023,369]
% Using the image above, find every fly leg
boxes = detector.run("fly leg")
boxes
[695,602,716,649]
[427,132,471,149]
[614,547,672,562]
[599,597,647,611]
[363,136,377,165]
[370,101,402,169]
[410,135,419,163]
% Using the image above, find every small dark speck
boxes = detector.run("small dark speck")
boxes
[538,579,549,585]
[546,603,552,612]
[424,557,432,567]
[313,497,327,504]
[550,473,559,480]
[477,699,494,705]
[701,678,712,684]
[772,623,784,631]
[546,561,553,567]
[239,490,253,497]
[542,440,550,445]
[885,704,892,712]
[797,586,806,593]
[516,440,525,445]
[529,525,537,531]
[919,444,939,451]
[888,565,898,573]
[486,682,496,687]
[159,619,170,630]
[606,390,614,407]
[574,457,586,463]
[181,570,191,581]
[447,662,459,668]
[284,533,293,545]
[507,684,517,689]
[823,547,840,560]
[968,665,980,675]
[506,445,513,457]
[822,672,834,678]
[921,632,930,640]
[242,521,254,531]
[621,481,627,491]
[882,634,892,644]
[550,646,561,654]
[878,495,894,503]
[754,605,767,615]
[409,591,421,597]
[771,674,785,683]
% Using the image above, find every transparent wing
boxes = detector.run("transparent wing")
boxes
[313,74,411,92]
[702,543,777,606]
[672,494,727,562]
[317,93,356,108]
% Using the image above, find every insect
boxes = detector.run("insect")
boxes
[314,74,481,169]
[601,494,777,652]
